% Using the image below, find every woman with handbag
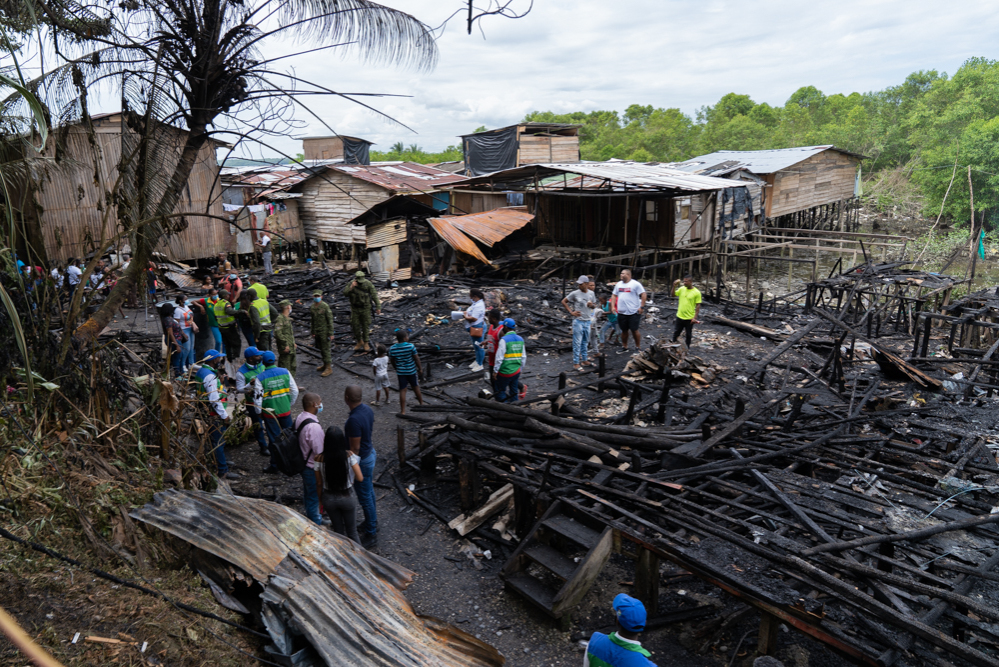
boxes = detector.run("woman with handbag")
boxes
[463,288,487,372]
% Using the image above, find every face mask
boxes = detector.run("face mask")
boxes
[314,297,321,302]
[317,403,324,414]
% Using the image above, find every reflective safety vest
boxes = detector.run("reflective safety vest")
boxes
[498,332,525,376]
[250,283,269,300]
[258,365,292,417]
[214,299,235,327]
[238,362,264,385]
[194,365,228,409]
[585,632,654,667]
[252,298,272,329]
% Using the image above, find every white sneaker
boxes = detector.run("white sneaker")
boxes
[468,361,477,369]
[470,363,484,372]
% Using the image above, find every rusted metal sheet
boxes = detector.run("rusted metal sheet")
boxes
[331,163,465,194]
[442,207,533,248]
[131,490,504,666]
[427,217,491,265]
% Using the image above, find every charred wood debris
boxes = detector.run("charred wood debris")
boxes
[122,261,999,666]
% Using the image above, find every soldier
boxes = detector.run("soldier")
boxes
[343,270,381,352]
[275,299,297,376]
[310,290,335,377]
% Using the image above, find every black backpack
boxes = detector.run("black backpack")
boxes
[273,417,318,476]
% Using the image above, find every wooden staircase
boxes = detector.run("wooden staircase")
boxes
[500,500,613,624]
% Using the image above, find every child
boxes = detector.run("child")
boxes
[599,294,620,347]
[389,330,424,415]
[371,343,391,406]
[484,309,504,382]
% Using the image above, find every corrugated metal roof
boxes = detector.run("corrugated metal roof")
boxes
[447,161,753,194]
[329,162,465,193]
[442,207,533,248]
[459,123,580,137]
[671,146,864,175]
[428,217,492,265]
[131,490,504,666]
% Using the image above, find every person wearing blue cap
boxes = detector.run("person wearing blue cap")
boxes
[236,347,268,455]
[584,594,656,666]
[193,350,236,479]
[254,350,299,474]
[492,318,525,403]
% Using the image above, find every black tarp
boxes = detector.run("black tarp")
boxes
[343,138,371,165]
[463,127,518,177]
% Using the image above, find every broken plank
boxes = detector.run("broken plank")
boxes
[674,396,781,458]
[448,484,514,536]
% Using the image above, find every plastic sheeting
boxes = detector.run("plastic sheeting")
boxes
[342,137,371,165]
[463,127,518,177]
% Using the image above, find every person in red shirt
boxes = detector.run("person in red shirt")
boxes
[484,309,503,382]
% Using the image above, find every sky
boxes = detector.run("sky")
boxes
[236,0,999,159]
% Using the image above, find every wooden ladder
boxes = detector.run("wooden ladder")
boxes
[499,499,613,627]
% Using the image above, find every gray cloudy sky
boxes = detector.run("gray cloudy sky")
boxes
[249,0,999,157]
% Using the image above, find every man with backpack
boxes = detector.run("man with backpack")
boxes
[254,350,299,474]
[295,393,325,526]
[193,350,235,479]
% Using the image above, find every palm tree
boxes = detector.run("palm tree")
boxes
[18,0,438,344]
[391,141,405,153]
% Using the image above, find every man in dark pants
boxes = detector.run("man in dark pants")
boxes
[612,269,647,353]
[214,289,242,364]
[193,350,236,479]
[671,275,702,348]
[236,347,268,455]
[254,350,299,473]
[344,385,377,549]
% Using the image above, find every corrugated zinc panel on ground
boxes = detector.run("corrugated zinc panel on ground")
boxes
[131,490,504,666]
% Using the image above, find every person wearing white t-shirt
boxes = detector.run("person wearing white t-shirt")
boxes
[256,233,273,275]
[66,259,82,300]
[611,269,647,353]
[463,288,487,372]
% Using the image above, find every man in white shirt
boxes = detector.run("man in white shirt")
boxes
[611,269,647,353]
[256,233,273,275]
[50,265,64,290]
[66,258,82,299]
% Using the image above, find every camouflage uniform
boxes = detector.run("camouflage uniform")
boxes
[344,271,380,346]
[310,291,335,371]
[275,300,297,376]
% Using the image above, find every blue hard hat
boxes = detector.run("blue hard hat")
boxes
[244,347,260,358]
[202,349,223,362]
[612,594,646,632]
[503,318,516,329]
[261,350,277,364]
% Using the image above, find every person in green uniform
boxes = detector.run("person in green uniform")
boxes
[343,270,381,352]
[310,289,335,377]
[275,299,297,376]
[671,275,702,348]
[248,289,279,352]
[214,289,241,363]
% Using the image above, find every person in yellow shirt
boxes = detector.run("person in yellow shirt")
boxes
[671,275,701,347]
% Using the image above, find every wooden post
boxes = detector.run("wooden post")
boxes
[598,355,606,393]
[656,372,671,423]
[512,484,535,539]
[624,386,642,424]
[558,372,567,390]
[458,453,480,512]
[634,548,660,617]
[397,426,406,465]
[758,611,781,656]
[419,431,436,482]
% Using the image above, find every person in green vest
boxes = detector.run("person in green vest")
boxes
[310,290,335,377]
[492,318,525,403]
[214,289,241,363]
[343,270,381,352]
[193,349,236,479]
[275,299,297,376]
[247,276,269,301]
[195,288,224,353]
[583,594,656,666]
[253,350,300,474]
[248,289,279,353]
[236,347,268,455]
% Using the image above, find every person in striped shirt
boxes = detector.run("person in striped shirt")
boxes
[388,330,424,415]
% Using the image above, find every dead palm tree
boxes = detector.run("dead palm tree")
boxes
[17,0,438,345]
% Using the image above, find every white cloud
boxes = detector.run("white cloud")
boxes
[237,0,999,156]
